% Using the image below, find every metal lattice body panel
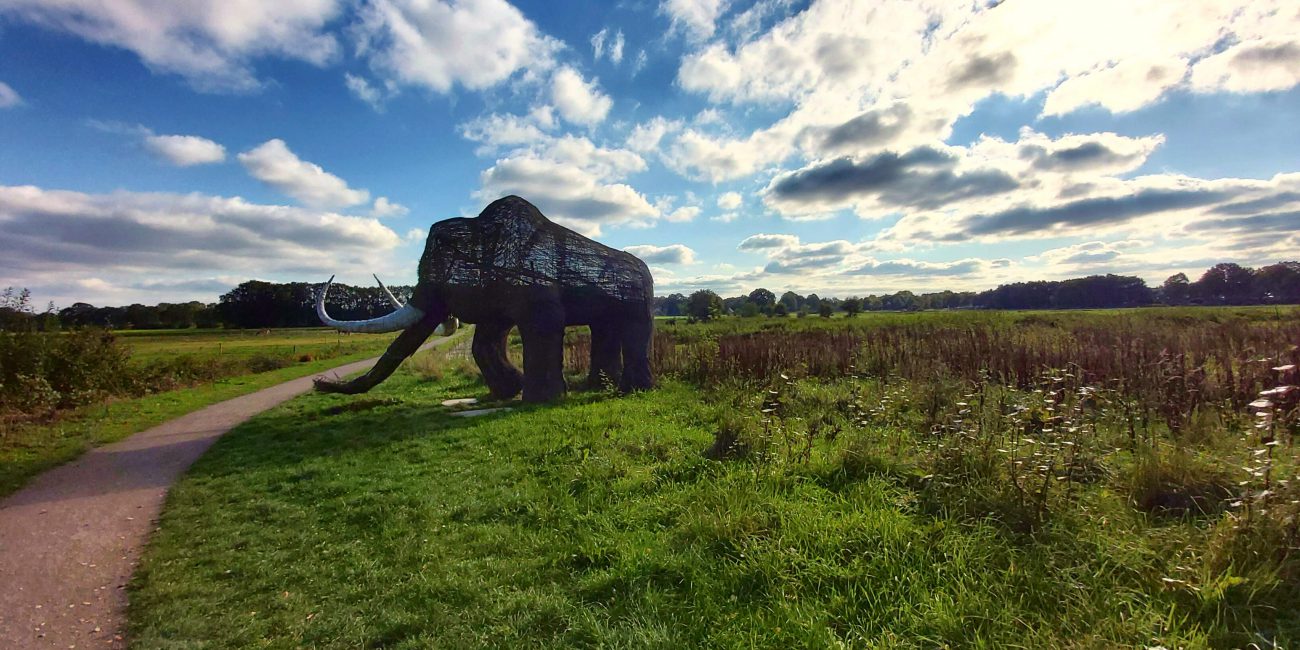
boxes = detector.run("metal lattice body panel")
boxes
[413,196,653,321]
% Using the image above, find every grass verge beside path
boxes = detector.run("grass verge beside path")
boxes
[0,344,394,498]
[130,360,1294,648]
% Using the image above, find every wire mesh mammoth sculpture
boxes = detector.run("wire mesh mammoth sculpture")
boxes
[314,195,655,403]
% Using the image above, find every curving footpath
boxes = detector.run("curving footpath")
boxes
[0,339,452,648]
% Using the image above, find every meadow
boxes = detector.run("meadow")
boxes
[116,327,381,365]
[0,327,397,497]
[128,306,1299,648]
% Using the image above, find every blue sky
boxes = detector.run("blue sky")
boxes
[1,0,1298,305]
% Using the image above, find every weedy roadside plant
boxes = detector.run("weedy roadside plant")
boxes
[1206,361,1300,587]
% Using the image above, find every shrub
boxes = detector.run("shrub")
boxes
[246,354,292,373]
[0,329,133,415]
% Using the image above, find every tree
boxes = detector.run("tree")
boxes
[1053,275,1152,309]
[0,287,35,331]
[748,288,776,314]
[1254,262,1300,304]
[739,302,761,317]
[818,302,834,318]
[686,290,723,321]
[842,297,862,317]
[802,293,821,312]
[721,296,746,315]
[655,293,687,316]
[1193,263,1256,305]
[773,303,788,317]
[1161,273,1191,305]
[778,291,801,313]
[883,291,917,311]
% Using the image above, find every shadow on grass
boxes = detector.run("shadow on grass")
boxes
[177,375,607,485]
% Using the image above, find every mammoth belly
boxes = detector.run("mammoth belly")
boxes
[434,283,648,327]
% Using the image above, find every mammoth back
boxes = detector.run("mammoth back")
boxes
[420,199,651,303]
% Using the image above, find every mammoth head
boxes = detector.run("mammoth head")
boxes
[315,274,456,335]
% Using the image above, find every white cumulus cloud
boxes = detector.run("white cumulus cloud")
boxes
[144,134,226,166]
[0,183,402,304]
[551,66,612,126]
[0,81,21,108]
[626,117,683,152]
[625,243,695,264]
[238,139,370,209]
[0,0,342,92]
[371,196,409,218]
[665,206,701,222]
[353,0,560,94]
[344,73,388,111]
[660,0,729,41]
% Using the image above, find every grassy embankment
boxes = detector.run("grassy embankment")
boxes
[131,307,1299,648]
[0,328,397,498]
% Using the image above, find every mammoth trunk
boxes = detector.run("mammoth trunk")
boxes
[313,305,449,395]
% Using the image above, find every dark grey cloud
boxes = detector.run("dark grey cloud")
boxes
[1212,192,1300,215]
[812,104,911,153]
[946,51,1016,90]
[1060,249,1120,265]
[848,259,984,276]
[0,186,398,277]
[768,146,1018,211]
[477,157,656,229]
[537,196,644,222]
[795,241,854,256]
[623,244,694,265]
[1022,141,1145,172]
[1186,210,1300,233]
[1233,41,1300,65]
[764,255,845,273]
[962,187,1231,236]
[130,278,238,293]
[737,233,798,250]
[815,33,870,79]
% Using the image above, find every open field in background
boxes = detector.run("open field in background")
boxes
[0,328,402,498]
[116,327,388,365]
[132,306,1300,648]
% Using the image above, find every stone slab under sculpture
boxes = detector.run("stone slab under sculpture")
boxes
[314,195,655,403]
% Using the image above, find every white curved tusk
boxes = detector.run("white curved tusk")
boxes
[317,275,425,333]
[373,273,403,308]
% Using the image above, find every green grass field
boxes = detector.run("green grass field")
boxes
[117,327,391,364]
[0,328,401,498]
[129,310,1300,648]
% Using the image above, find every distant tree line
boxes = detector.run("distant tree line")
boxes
[2,261,1296,331]
[210,280,413,329]
[666,261,1300,321]
[0,280,414,331]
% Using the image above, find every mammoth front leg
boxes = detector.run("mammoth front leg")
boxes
[519,302,567,403]
[619,315,654,393]
[472,320,523,400]
[586,323,622,390]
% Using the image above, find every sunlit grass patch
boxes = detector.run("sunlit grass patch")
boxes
[131,354,1298,647]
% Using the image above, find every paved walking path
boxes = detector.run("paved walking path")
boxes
[0,339,452,648]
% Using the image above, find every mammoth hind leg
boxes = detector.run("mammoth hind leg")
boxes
[586,323,622,390]
[472,320,523,400]
[619,315,654,393]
